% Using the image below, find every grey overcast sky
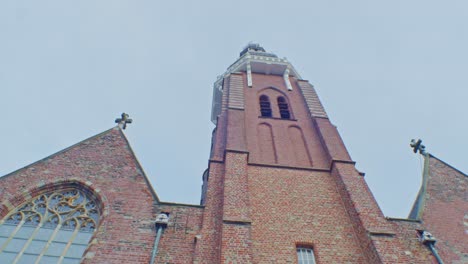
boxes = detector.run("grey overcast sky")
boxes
[1,1,467,218]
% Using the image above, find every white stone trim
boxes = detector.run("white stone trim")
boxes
[214,52,302,86]
[247,63,252,87]
[284,68,293,91]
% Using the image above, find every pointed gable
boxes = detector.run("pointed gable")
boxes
[0,127,159,263]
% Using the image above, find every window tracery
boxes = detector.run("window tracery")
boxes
[0,188,100,263]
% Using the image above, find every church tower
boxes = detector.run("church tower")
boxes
[194,44,405,263]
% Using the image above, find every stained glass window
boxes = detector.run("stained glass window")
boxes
[0,188,100,264]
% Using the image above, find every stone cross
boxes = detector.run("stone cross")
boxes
[115,113,133,129]
[410,139,426,155]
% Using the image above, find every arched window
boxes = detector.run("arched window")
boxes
[0,188,100,263]
[277,96,290,119]
[259,95,272,117]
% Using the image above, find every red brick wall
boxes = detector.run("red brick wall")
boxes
[387,219,437,263]
[244,73,329,169]
[200,70,455,264]
[154,203,204,263]
[313,118,352,163]
[193,161,225,263]
[420,156,468,263]
[220,152,253,261]
[220,223,252,263]
[222,152,250,222]
[200,72,389,263]
[247,165,367,263]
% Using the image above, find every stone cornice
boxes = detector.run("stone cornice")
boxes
[215,52,302,88]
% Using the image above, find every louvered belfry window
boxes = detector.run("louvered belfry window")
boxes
[277,96,291,119]
[259,95,272,117]
[0,188,100,264]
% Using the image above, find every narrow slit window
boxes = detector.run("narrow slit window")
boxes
[297,247,316,264]
[277,96,290,119]
[259,95,272,117]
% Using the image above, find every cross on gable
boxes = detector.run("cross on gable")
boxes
[115,113,133,129]
[410,139,426,155]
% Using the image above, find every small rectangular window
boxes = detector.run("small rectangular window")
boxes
[297,247,316,264]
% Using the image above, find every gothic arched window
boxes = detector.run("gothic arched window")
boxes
[259,95,272,117]
[0,188,100,263]
[277,96,291,119]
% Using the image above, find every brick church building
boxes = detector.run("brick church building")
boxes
[0,44,466,263]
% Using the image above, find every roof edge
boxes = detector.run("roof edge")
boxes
[116,127,161,203]
[408,153,430,220]
[1,126,162,203]
[408,152,467,220]
[158,201,204,208]
[0,127,117,180]
[428,153,467,177]
[386,217,421,223]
